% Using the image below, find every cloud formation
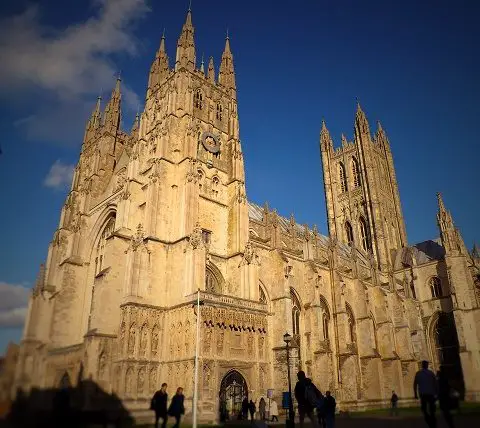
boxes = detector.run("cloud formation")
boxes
[44,160,75,190]
[0,0,150,144]
[0,282,31,328]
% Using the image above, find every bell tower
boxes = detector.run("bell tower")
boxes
[320,104,407,270]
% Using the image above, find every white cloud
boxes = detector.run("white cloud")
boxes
[0,0,150,144]
[44,160,75,190]
[0,282,31,328]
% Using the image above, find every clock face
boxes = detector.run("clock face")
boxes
[201,132,220,154]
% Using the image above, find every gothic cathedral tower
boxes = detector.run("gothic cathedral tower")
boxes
[320,104,407,270]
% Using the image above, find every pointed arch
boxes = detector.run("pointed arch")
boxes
[194,89,204,109]
[345,303,356,344]
[359,216,371,251]
[319,295,331,341]
[290,287,302,336]
[339,162,348,193]
[345,221,354,245]
[369,312,378,351]
[352,157,361,188]
[205,263,225,294]
[259,282,268,304]
[429,276,443,298]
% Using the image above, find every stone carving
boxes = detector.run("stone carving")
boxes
[203,327,212,353]
[259,336,265,358]
[259,365,265,390]
[128,323,136,356]
[184,322,190,354]
[151,325,159,357]
[189,222,203,249]
[203,363,211,390]
[217,330,224,354]
[125,367,134,396]
[114,168,127,193]
[98,352,107,380]
[247,335,254,354]
[150,367,157,394]
[138,367,145,395]
[126,224,149,253]
[239,241,259,266]
[140,324,148,357]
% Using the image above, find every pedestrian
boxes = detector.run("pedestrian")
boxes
[413,360,438,428]
[242,397,249,420]
[437,366,455,428]
[151,383,168,428]
[249,399,256,422]
[324,391,336,428]
[294,371,320,428]
[270,398,279,422]
[390,391,399,416]
[167,387,185,428]
[259,397,266,420]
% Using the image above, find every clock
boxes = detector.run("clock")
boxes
[201,132,220,154]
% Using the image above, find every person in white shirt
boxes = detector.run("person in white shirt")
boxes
[414,360,438,428]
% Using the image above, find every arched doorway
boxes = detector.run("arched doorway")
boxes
[431,312,465,397]
[219,370,248,421]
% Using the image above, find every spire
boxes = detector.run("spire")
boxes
[84,95,102,142]
[200,53,205,74]
[437,192,466,255]
[355,102,371,137]
[148,31,170,98]
[207,56,215,83]
[218,34,236,95]
[131,110,140,134]
[103,76,122,134]
[320,119,332,150]
[341,133,348,147]
[175,8,196,71]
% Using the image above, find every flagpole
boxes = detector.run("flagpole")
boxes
[193,288,201,428]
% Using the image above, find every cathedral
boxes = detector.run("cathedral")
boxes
[13,9,480,423]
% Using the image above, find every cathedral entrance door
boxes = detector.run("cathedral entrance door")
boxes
[219,370,248,422]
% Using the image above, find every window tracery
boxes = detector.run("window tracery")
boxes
[216,103,223,121]
[430,277,443,299]
[359,217,371,251]
[345,221,354,245]
[194,90,203,109]
[352,157,361,187]
[346,303,356,344]
[259,285,267,304]
[291,289,301,336]
[339,162,348,193]
[205,266,221,293]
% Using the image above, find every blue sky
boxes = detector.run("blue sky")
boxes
[0,0,478,353]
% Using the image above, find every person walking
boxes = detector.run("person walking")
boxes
[294,371,320,428]
[242,397,249,420]
[248,400,256,422]
[390,391,399,416]
[259,397,266,420]
[324,391,336,428]
[437,366,455,428]
[414,361,438,428]
[270,398,279,422]
[167,387,185,428]
[151,383,168,428]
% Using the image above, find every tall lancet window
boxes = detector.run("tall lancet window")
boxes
[339,162,348,193]
[194,89,203,110]
[345,221,354,245]
[359,217,371,251]
[346,303,356,344]
[352,157,361,188]
[216,103,223,121]
[291,289,301,337]
[95,216,116,275]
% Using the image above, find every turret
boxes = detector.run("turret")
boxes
[207,56,215,83]
[103,77,122,135]
[175,9,196,71]
[354,102,371,140]
[437,193,467,256]
[147,32,170,98]
[218,36,236,97]
[83,96,102,143]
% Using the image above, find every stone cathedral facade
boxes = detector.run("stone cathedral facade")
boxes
[13,9,480,422]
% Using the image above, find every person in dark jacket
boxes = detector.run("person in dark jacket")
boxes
[168,387,185,428]
[324,391,336,428]
[248,400,256,422]
[438,367,455,428]
[259,397,266,420]
[294,371,320,428]
[390,391,399,416]
[242,397,249,420]
[151,383,168,428]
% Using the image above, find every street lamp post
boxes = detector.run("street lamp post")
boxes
[284,332,295,428]
[193,289,202,428]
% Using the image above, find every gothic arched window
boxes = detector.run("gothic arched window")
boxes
[352,157,361,188]
[345,221,354,245]
[320,297,330,341]
[359,217,371,251]
[346,303,356,344]
[339,162,348,193]
[216,103,223,121]
[291,289,301,336]
[95,216,116,275]
[259,285,267,304]
[430,277,443,299]
[205,268,220,293]
[194,90,203,110]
